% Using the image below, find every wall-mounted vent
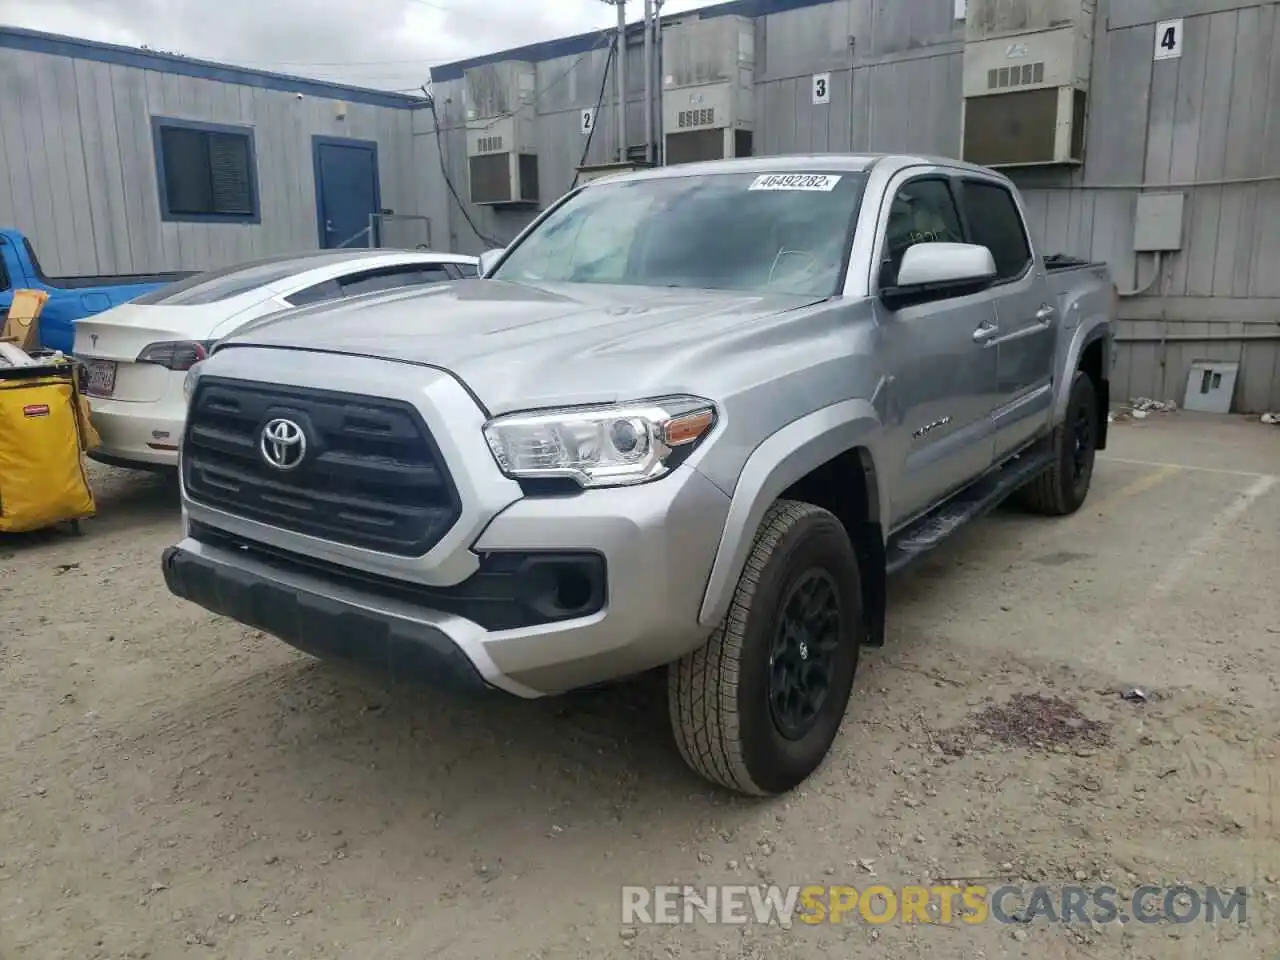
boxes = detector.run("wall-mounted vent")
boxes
[987,61,1046,90]
[476,135,504,153]
[962,86,1086,167]
[468,152,539,205]
[664,127,754,166]
[677,108,716,129]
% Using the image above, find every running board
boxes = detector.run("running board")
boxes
[885,451,1054,575]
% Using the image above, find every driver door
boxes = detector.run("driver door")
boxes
[874,173,1001,528]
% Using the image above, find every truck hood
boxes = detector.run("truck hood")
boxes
[217,279,828,414]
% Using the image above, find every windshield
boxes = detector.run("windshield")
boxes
[493,171,867,297]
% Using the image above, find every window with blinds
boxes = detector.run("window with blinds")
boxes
[153,118,259,222]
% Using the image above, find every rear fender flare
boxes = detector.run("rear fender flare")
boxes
[697,399,883,627]
[1053,317,1111,424]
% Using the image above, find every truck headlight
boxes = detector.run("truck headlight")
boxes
[483,396,716,488]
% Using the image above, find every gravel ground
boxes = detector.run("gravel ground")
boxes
[1,412,1277,959]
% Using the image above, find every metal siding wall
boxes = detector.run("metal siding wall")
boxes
[0,47,422,275]
[1015,1,1280,412]
[754,0,963,157]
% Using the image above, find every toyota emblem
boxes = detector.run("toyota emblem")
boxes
[259,418,307,470]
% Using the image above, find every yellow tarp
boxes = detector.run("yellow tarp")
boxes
[0,373,96,533]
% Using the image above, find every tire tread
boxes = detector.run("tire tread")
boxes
[669,499,829,796]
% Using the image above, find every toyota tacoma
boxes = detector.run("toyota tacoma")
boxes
[163,154,1116,796]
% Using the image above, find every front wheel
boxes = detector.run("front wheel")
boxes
[1020,370,1099,516]
[668,500,862,796]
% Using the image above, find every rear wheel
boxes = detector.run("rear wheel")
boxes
[668,500,862,796]
[1020,370,1098,516]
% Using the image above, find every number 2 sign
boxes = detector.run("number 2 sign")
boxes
[812,72,831,105]
[1154,18,1183,60]
[580,107,595,135]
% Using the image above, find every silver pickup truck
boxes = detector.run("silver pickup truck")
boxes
[163,154,1116,796]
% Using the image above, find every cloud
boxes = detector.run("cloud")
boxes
[0,0,707,91]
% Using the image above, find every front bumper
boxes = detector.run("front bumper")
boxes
[162,541,492,693]
[169,463,730,697]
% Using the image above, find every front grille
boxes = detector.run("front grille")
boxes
[183,377,462,556]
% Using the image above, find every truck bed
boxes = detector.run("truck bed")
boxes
[16,236,194,289]
[1043,253,1113,315]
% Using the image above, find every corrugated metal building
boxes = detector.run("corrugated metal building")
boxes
[0,28,451,277]
[426,0,1280,412]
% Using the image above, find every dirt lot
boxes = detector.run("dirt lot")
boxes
[2,413,1278,960]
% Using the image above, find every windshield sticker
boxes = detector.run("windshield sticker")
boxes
[748,173,842,192]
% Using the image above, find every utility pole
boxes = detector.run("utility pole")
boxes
[613,0,627,162]
[643,0,653,164]
[653,0,664,165]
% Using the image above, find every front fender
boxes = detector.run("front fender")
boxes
[1053,316,1111,424]
[696,399,883,627]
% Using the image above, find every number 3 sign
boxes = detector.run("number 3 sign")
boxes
[1154,19,1183,60]
[812,72,831,105]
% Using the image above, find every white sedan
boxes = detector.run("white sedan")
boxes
[74,249,479,469]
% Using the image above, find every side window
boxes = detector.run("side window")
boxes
[285,278,343,307]
[152,118,258,223]
[453,261,479,278]
[959,180,1032,281]
[338,265,451,297]
[881,178,964,286]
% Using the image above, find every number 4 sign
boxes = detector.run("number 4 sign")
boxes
[580,107,595,135]
[1154,18,1183,60]
[812,72,831,105]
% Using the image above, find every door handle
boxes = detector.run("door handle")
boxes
[972,321,999,344]
[1035,303,1057,323]
[325,220,335,233]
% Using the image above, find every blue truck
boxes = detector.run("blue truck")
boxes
[0,229,193,354]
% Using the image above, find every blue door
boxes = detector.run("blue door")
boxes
[312,137,381,249]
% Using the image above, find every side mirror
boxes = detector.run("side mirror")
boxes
[882,242,996,307]
[477,247,506,277]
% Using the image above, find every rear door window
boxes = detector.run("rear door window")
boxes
[958,180,1032,281]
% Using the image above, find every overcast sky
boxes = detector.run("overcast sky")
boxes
[1,0,708,91]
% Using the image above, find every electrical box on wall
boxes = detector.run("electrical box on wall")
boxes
[661,15,755,166]
[1133,192,1185,252]
[960,0,1096,167]
[464,61,540,206]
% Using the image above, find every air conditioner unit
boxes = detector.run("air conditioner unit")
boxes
[463,61,540,206]
[661,15,755,166]
[960,0,1095,167]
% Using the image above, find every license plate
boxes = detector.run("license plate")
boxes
[83,359,117,397]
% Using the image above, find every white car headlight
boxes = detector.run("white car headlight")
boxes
[483,396,717,489]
